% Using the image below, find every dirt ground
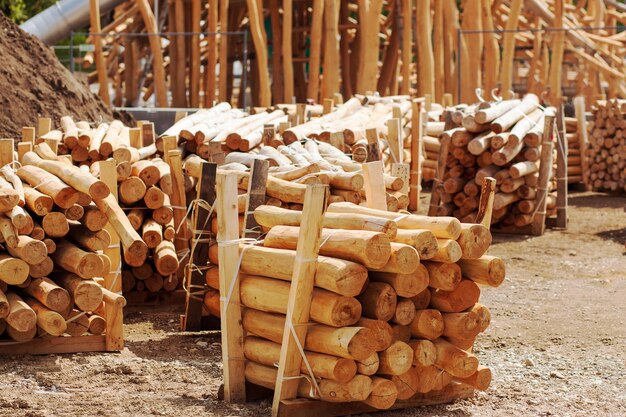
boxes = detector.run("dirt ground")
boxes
[0,191,624,417]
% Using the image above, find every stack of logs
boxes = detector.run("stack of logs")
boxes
[432,94,559,227]
[585,100,626,192]
[207,194,504,408]
[33,117,191,298]
[0,141,140,342]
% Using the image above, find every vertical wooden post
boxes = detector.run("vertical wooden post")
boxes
[205,0,219,107]
[162,135,178,165]
[481,0,500,95]
[433,0,444,102]
[136,0,168,107]
[409,100,423,211]
[428,135,451,216]
[246,0,272,106]
[22,127,35,143]
[168,150,190,276]
[190,0,202,107]
[272,185,327,415]
[174,0,187,107]
[460,0,482,103]
[141,122,155,147]
[548,0,565,105]
[183,162,217,331]
[243,159,269,239]
[99,159,121,295]
[219,0,229,102]
[416,0,434,97]
[574,96,590,189]
[400,0,412,95]
[362,161,388,211]
[217,173,246,402]
[283,0,294,102]
[307,0,325,102]
[37,118,52,137]
[330,131,344,151]
[322,98,334,115]
[89,0,110,106]
[365,128,381,162]
[17,142,32,164]
[269,0,284,102]
[531,110,556,236]
[0,139,14,167]
[103,288,125,351]
[387,118,402,164]
[475,177,496,228]
[321,0,340,100]
[391,163,410,195]
[555,105,567,228]
[356,0,383,94]
[500,0,522,98]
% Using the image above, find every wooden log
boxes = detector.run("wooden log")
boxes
[432,338,478,378]
[390,229,438,259]
[24,297,67,336]
[23,276,71,313]
[491,94,539,133]
[430,280,480,313]
[468,303,491,332]
[0,288,8,319]
[6,292,36,332]
[242,309,376,361]
[254,205,397,237]
[392,299,417,326]
[357,353,380,376]
[409,309,444,340]
[369,267,428,298]
[410,288,431,309]
[131,160,161,186]
[457,256,505,287]
[240,274,360,327]
[88,314,106,335]
[388,367,420,399]
[80,204,108,232]
[370,243,420,275]
[327,202,461,239]
[441,311,481,340]
[377,341,414,376]
[0,254,29,284]
[245,336,357,383]
[356,318,393,351]
[423,262,461,291]
[50,241,104,279]
[357,282,397,322]
[154,240,179,276]
[362,376,398,410]
[430,239,462,263]
[408,339,436,367]
[54,273,103,312]
[264,226,391,269]
[141,219,162,249]
[7,235,47,265]
[41,212,69,237]
[457,223,492,259]
[454,365,492,391]
[237,245,368,297]
[23,186,53,216]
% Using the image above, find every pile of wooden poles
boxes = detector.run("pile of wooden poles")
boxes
[585,99,626,192]
[0,140,134,343]
[211,178,503,411]
[431,94,559,229]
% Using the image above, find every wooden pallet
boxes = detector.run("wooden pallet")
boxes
[0,289,125,355]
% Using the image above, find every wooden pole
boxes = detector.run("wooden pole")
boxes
[136,0,168,107]
[269,0,284,102]
[475,177,496,228]
[205,0,218,107]
[243,159,269,239]
[246,0,272,106]
[433,0,444,102]
[272,184,328,416]
[356,0,383,94]
[219,0,229,102]
[531,110,556,236]
[168,150,190,277]
[400,0,412,95]
[548,0,565,105]
[416,0,434,97]
[174,0,187,107]
[574,96,590,189]
[321,0,340,100]
[481,0,500,94]
[500,0,522,98]
[362,161,388,211]
[183,162,217,331]
[409,100,423,211]
[190,0,201,107]
[89,0,110,106]
[99,159,121,294]
[283,0,294,102]
[555,105,567,228]
[217,173,246,402]
[307,0,325,102]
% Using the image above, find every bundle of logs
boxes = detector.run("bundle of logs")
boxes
[210,179,504,412]
[431,94,559,228]
[0,140,135,343]
[32,116,198,299]
[585,99,626,192]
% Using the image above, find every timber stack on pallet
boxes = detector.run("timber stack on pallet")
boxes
[84,0,626,109]
[211,177,504,416]
[33,116,193,302]
[585,99,626,192]
[0,138,134,354]
[429,94,566,235]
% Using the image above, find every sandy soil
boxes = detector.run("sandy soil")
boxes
[0,191,624,417]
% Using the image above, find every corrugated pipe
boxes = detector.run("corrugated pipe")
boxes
[20,0,127,45]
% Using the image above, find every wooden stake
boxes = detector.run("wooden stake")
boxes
[574,96,590,189]
[362,161,388,211]
[218,0,229,102]
[168,150,190,276]
[243,159,269,239]
[99,159,121,294]
[136,0,168,107]
[272,184,327,416]
[475,177,496,228]
[500,0,522,97]
[307,0,325,102]
[531,110,556,236]
[416,0,434,97]
[283,0,294,102]
[321,0,340,100]
[217,173,246,402]
[555,105,567,228]
[246,0,271,106]
[205,0,218,107]
[409,100,423,211]
[400,0,412,95]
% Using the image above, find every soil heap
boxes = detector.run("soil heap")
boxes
[0,12,113,138]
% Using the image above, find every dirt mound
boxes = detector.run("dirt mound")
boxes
[0,12,113,138]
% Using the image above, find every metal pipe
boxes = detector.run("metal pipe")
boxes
[20,0,126,45]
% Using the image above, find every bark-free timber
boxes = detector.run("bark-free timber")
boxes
[457,256,505,287]
[23,277,71,313]
[54,273,103,312]
[369,267,428,298]
[432,338,479,378]
[430,280,481,313]
[409,309,444,340]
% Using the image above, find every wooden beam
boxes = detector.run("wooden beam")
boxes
[272,184,327,416]
[217,173,246,402]
[356,0,383,94]
[246,0,272,106]
[168,150,190,277]
[89,0,110,106]
[460,0,481,103]
[183,162,217,331]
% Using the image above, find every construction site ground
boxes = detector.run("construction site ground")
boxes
[0,191,624,417]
